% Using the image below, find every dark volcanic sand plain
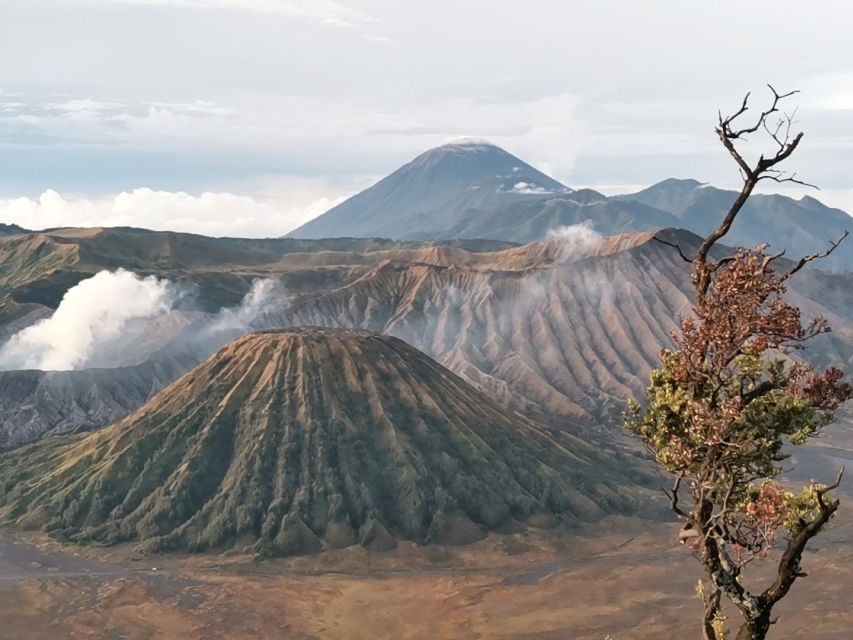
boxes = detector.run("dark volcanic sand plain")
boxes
[0,512,850,640]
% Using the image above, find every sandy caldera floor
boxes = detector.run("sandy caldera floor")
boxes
[0,514,850,640]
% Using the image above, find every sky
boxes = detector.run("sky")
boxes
[1,0,852,237]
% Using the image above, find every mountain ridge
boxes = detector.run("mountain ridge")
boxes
[0,227,847,450]
[287,142,851,272]
[616,178,852,271]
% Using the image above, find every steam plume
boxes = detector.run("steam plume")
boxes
[0,272,288,372]
[546,221,603,262]
[204,278,285,338]
[0,270,176,371]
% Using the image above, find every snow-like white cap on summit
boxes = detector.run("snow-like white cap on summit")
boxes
[439,136,496,149]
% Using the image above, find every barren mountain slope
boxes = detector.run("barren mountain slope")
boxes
[0,226,515,312]
[0,228,847,448]
[0,329,645,556]
[266,229,851,427]
[0,294,52,343]
[0,352,199,450]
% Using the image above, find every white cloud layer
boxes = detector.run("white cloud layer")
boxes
[1,1,851,222]
[0,188,345,237]
[97,0,377,27]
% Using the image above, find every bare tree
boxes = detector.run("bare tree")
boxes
[628,86,851,640]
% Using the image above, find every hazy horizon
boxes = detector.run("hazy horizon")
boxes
[2,0,852,236]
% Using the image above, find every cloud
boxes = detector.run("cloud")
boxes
[147,100,232,116]
[96,0,377,27]
[1,89,583,193]
[0,97,236,150]
[800,74,853,111]
[47,98,126,113]
[362,34,393,44]
[0,270,177,371]
[512,181,555,195]
[0,187,346,237]
[363,93,584,183]
[3,0,852,212]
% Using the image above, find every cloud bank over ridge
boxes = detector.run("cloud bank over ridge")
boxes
[0,188,345,237]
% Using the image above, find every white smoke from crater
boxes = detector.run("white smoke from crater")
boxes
[0,269,177,371]
[0,273,287,373]
[545,220,604,262]
[204,277,284,337]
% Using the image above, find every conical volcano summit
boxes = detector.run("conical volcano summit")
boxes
[0,328,638,556]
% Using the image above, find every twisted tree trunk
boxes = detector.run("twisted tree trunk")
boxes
[734,610,771,640]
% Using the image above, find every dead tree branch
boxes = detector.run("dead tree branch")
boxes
[694,86,816,297]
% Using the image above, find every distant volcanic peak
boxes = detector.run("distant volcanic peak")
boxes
[618,177,705,205]
[565,188,607,203]
[404,140,571,194]
[411,138,522,166]
[286,137,574,240]
[0,327,624,556]
[655,177,703,189]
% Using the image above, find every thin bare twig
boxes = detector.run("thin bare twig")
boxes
[780,231,849,281]
[654,236,694,263]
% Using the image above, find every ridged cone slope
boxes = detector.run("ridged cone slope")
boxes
[0,328,637,556]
